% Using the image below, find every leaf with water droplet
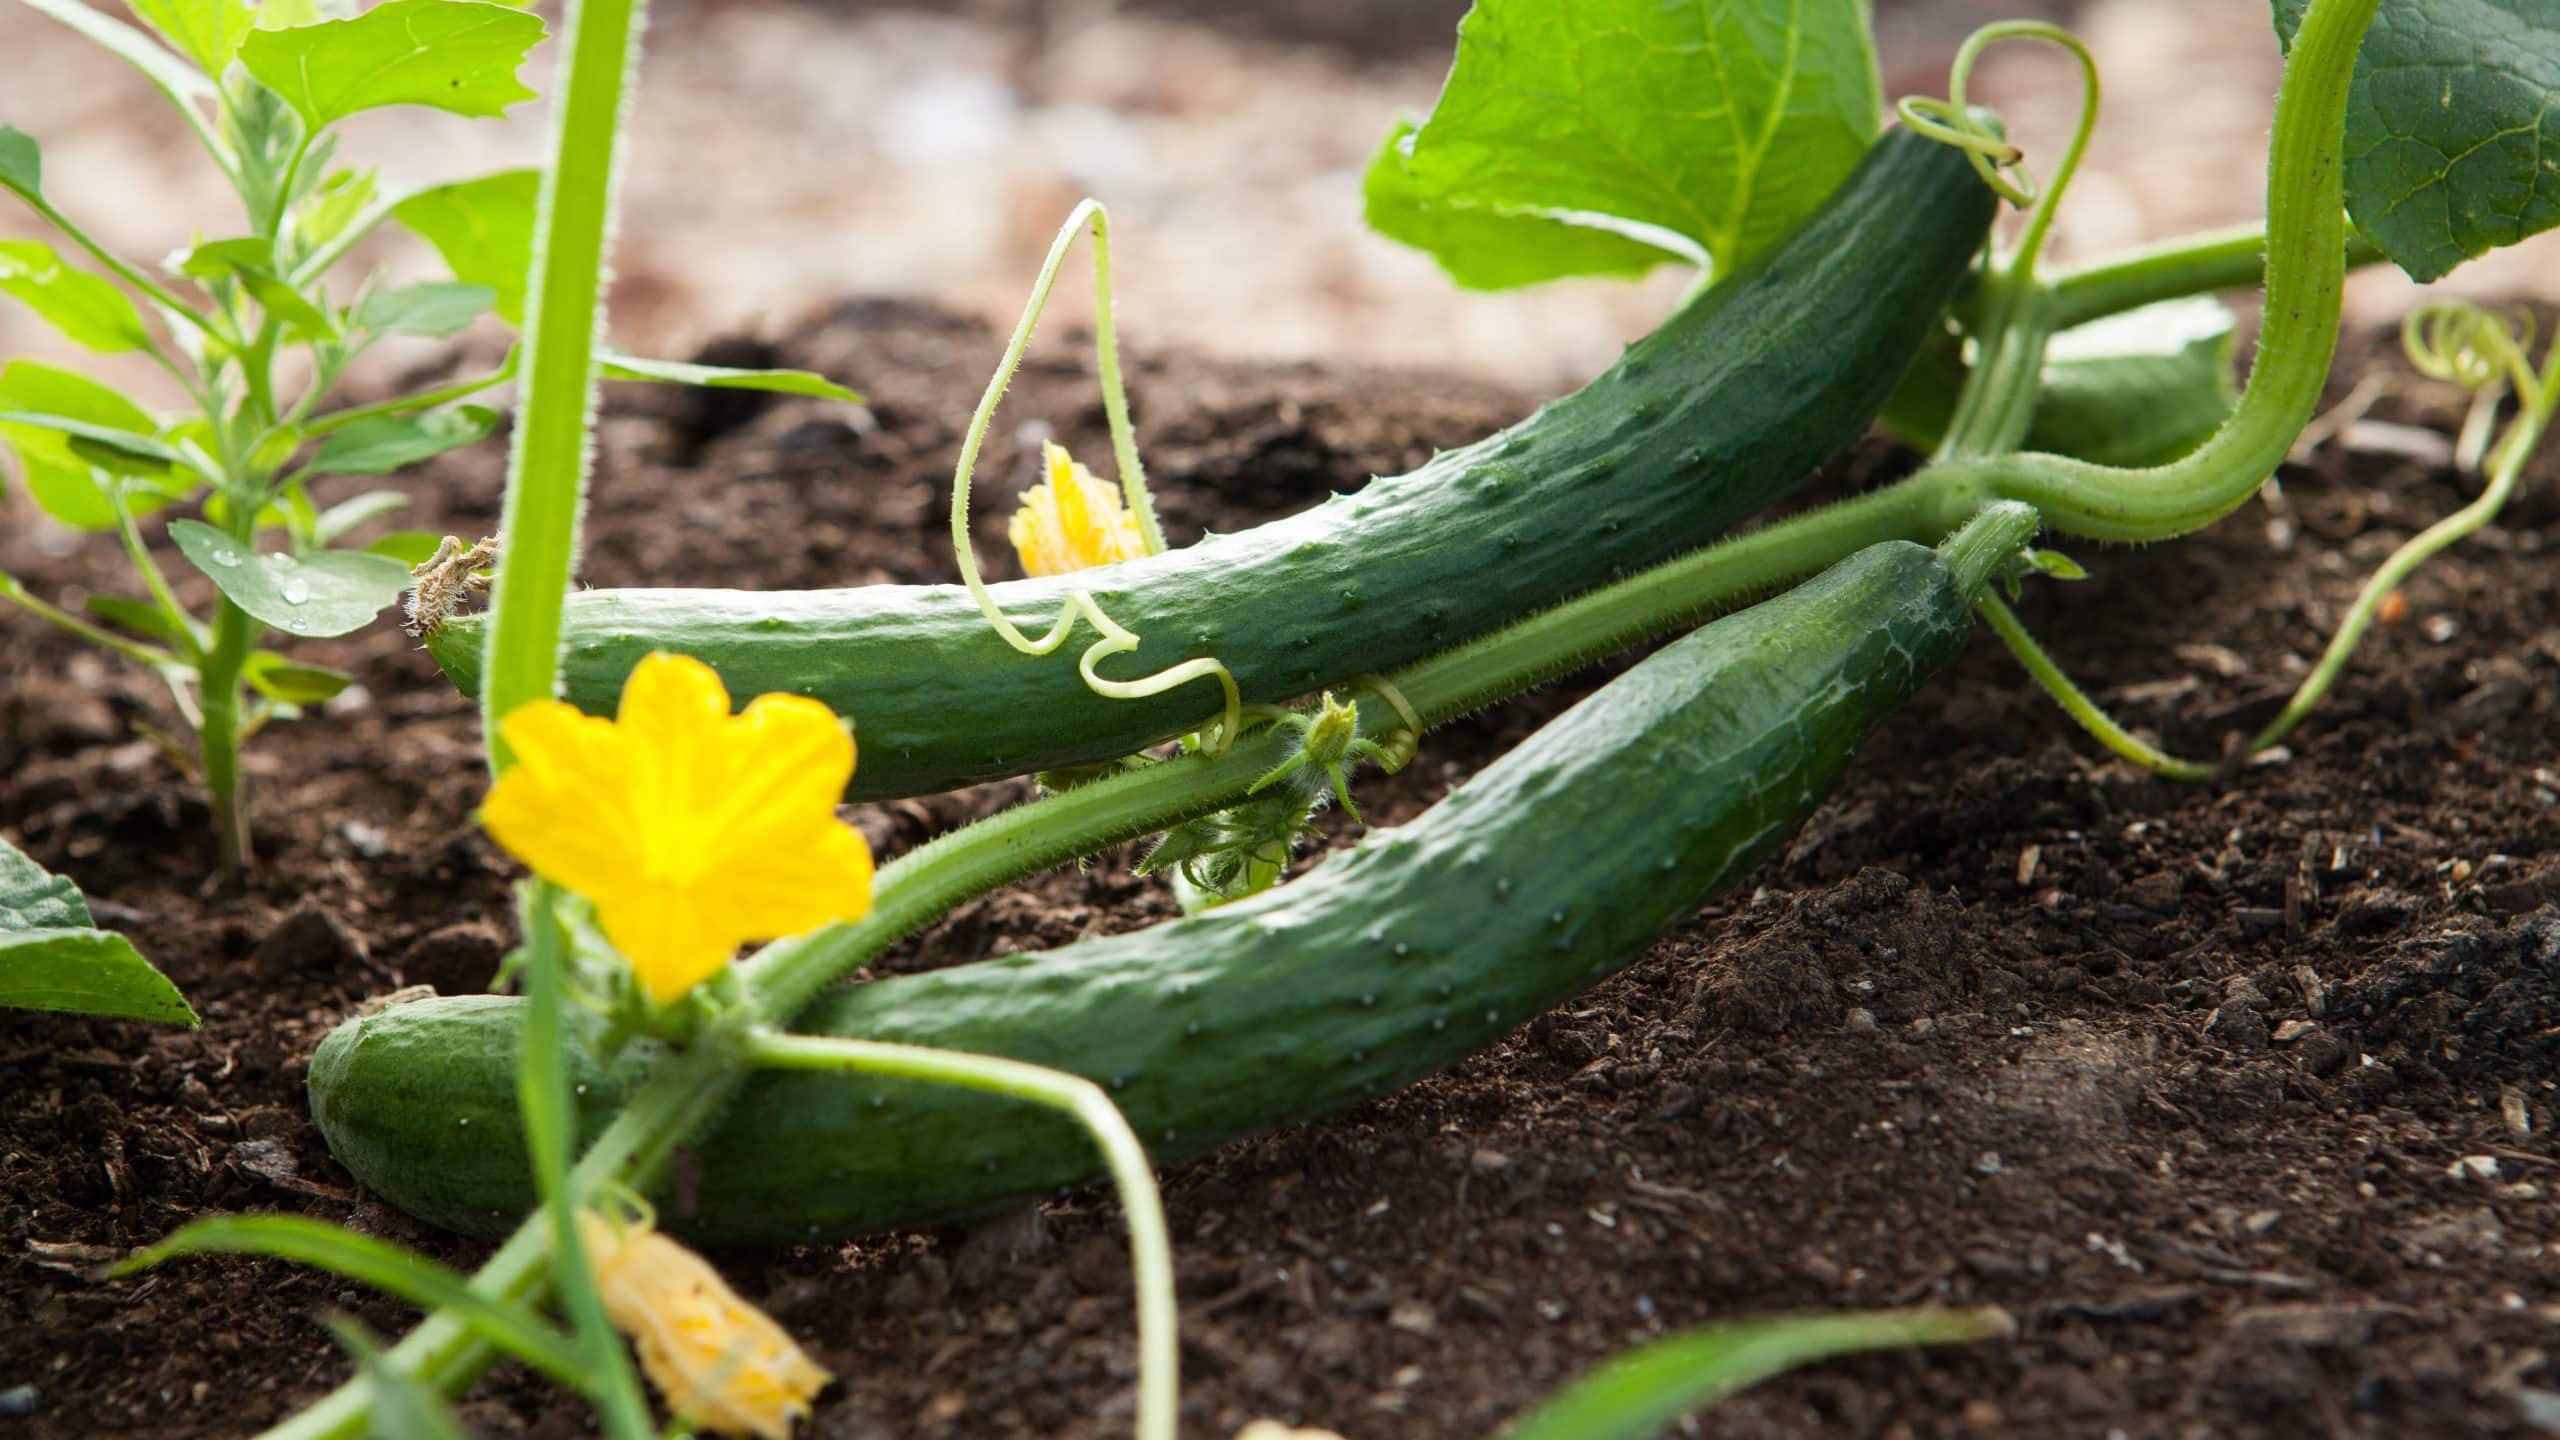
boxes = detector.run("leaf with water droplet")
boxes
[169,520,411,637]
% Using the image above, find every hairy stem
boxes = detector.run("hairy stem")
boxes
[480,0,646,770]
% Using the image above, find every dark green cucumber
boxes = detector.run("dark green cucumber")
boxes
[317,531,1986,1245]
[428,131,1992,801]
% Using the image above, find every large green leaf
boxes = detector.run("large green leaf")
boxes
[1364,0,1881,290]
[392,169,536,324]
[1504,1307,2011,1440]
[126,0,254,74]
[0,240,152,352]
[168,518,412,638]
[600,351,861,402]
[306,405,499,476]
[1363,120,1673,291]
[2273,0,2560,282]
[0,837,196,1025]
[238,0,543,130]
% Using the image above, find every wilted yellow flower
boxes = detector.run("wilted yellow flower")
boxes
[1234,1424,1347,1440]
[1010,441,1149,576]
[481,652,875,1004]
[579,1211,832,1438]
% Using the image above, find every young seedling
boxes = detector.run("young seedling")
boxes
[0,0,853,879]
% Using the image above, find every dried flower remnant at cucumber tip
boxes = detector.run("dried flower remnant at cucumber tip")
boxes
[579,1209,831,1438]
[403,535,497,638]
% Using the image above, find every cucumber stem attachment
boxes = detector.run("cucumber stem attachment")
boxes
[740,1031,1178,1440]
[948,200,1243,747]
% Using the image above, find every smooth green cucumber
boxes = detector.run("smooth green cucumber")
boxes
[427,131,1993,801]
[317,529,1990,1245]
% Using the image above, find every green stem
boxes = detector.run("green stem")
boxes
[1937,275,2063,459]
[0,573,182,670]
[2249,362,2557,753]
[195,506,262,879]
[743,1031,1178,1440]
[480,0,646,771]
[262,1050,746,1440]
[1977,594,2216,781]
[108,485,204,662]
[21,190,228,346]
[518,886,655,1439]
[2048,223,2386,330]
[303,357,517,437]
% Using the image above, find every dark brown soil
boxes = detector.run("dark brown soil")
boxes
[5,292,2557,1440]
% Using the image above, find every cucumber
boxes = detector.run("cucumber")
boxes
[427,130,1993,802]
[315,525,2000,1245]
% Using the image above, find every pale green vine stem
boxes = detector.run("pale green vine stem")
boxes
[742,1032,1178,1440]
[1977,594,2217,781]
[2247,307,2558,753]
[947,199,1241,744]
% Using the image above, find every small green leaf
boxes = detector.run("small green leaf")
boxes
[0,126,39,200]
[2273,0,2560,281]
[307,405,499,476]
[168,519,412,638]
[1369,0,1881,290]
[2026,549,2090,582]
[0,240,152,352]
[239,0,544,130]
[292,167,379,255]
[364,529,444,566]
[127,0,255,74]
[1363,120,1682,291]
[173,236,336,341]
[1504,1307,2012,1440]
[0,362,164,531]
[84,593,201,649]
[244,651,354,704]
[0,837,196,1026]
[391,169,535,324]
[356,281,494,338]
[600,350,861,402]
[313,489,409,543]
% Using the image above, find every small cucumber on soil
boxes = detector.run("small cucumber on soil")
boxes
[313,515,2019,1245]
[427,130,1994,801]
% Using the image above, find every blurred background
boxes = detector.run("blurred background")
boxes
[4,0,2556,408]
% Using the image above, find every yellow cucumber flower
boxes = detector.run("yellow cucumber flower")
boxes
[1010,440,1149,576]
[481,652,874,1004]
[579,1211,832,1438]
[1234,1425,1347,1440]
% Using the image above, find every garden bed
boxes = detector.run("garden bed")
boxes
[4,298,2555,1439]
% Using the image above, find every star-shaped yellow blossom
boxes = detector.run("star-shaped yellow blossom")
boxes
[1010,440,1149,576]
[580,1211,832,1438]
[481,652,874,1004]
